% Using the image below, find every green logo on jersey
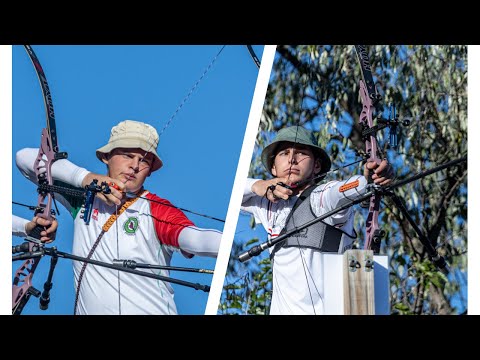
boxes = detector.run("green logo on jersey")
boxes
[123,217,139,235]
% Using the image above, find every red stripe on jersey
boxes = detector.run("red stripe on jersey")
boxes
[267,228,279,237]
[147,193,195,247]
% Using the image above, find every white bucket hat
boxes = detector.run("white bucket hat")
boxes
[96,120,163,172]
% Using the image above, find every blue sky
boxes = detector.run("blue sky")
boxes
[11,45,264,315]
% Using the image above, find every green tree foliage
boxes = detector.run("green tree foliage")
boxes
[220,45,467,315]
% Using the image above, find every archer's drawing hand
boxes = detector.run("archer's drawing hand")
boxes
[26,216,58,243]
[82,173,126,206]
[252,178,294,203]
[364,159,394,186]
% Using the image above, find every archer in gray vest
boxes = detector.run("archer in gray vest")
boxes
[240,126,394,314]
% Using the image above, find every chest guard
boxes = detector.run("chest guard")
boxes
[271,189,355,259]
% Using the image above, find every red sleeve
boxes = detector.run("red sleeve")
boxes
[147,193,195,248]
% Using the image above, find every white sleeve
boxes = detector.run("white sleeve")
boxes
[16,148,90,188]
[241,178,264,213]
[12,215,29,237]
[243,178,261,199]
[315,175,368,210]
[240,178,280,230]
[311,175,368,227]
[177,226,222,258]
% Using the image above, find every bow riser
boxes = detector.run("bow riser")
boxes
[358,81,379,165]
[34,128,56,222]
[355,46,383,254]
[13,45,61,314]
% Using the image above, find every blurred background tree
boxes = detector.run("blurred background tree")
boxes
[220,45,467,315]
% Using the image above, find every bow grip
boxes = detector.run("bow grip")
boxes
[29,224,46,241]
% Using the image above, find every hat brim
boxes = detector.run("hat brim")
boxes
[96,139,163,172]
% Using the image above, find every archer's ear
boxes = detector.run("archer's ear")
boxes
[271,165,277,177]
[100,153,110,165]
[313,158,322,175]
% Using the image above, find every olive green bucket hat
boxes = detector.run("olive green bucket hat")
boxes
[261,126,331,179]
[96,120,163,172]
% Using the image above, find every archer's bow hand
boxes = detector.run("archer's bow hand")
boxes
[26,216,58,244]
[81,173,125,206]
[364,159,394,186]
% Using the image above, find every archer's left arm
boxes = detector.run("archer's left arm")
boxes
[317,159,394,211]
[12,214,58,243]
[177,227,222,258]
[12,215,30,237]
[149,195,221,258]
[312,159,394,223]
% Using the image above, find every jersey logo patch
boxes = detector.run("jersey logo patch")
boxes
[123,217,139,235]
[92,209,99,221]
